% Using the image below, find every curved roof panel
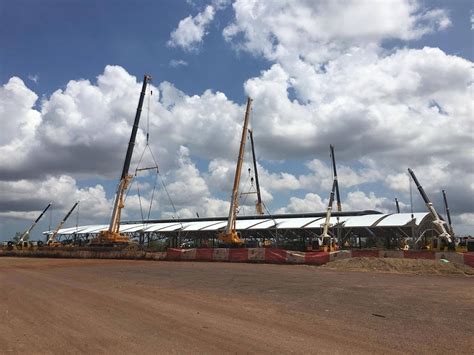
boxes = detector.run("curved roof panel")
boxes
[375,212,429,227]
[343,214,390,227]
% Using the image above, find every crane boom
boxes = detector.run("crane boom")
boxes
[320,179,336,242]
[395,198,400,213]
[47,201,79,245]
[248,128,263,215]
[19,202,52,243]
[95,74,151,245]
[442,189,454,236]
[407,168,452,244]
[219,97,253,244]
[330,145,342,212]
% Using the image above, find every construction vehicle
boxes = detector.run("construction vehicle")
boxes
[330,144,342,212]
[408,168,454,251]
[315,145,342,251]
[318,179,337,252]
[45,201,79,247]
[218,97,253,245]
[8,203,52,249]
[442,190,454,237]
[91,74,151,247]
[248,128,264,215]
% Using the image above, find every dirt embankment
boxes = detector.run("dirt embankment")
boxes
[323,256,474,275]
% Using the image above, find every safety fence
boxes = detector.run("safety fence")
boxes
[1,248,473,268]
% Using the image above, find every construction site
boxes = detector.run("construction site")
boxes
[1,75,473,354]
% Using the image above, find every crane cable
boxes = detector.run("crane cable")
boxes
[124,87,182,228]
[124,88,159,224]
[238,131,257,210]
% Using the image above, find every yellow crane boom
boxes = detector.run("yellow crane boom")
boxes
[218,97,253,245]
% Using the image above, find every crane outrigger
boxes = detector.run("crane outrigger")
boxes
[91,74,152,246]
[408,168,453,251]
[218,97,253,245]
[46,201,79,247]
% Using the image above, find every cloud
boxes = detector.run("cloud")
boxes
[275,193,326,214]
[169,59,189,67]
[0,175,111,222]
[224,0,451,62]
[28,74,39,84]
[2,0,473,235]
[168,5,216,51]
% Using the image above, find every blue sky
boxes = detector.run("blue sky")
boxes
[0,0,473,240]
[1,0,269,103]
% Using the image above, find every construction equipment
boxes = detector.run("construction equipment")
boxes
[46,201,79,247]
[13,203,52,249]
[91,74,152,246]
[408,168,453,251]
[218,97,253,245]
[330,144,342,212]
[442,190,454,237]
[395,198,400,213]
[248,128,264,215]
[318,180,337,251]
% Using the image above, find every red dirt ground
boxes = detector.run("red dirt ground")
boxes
[0,258,472,354]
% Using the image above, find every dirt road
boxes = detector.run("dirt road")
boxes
[0,258,472,354]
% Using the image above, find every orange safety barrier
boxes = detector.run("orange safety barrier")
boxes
[264,248,287,263]
[166,248,183,261]
[229,248,249,262]
[351,250,379,258]
[305,251,330,265]
[463,252,474,268]
[403,251,435,259]
[196,248,214,261]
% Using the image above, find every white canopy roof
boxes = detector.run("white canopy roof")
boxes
[376,212,429,227]
[49,212,432,235]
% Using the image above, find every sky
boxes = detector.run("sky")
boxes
[0,0,473,241]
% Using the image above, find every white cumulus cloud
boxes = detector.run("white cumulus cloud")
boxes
[168,5,216,51]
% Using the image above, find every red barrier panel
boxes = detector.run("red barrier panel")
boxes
[166,248,182,261]
[463,252,474,268]
[229,248,249,262]
[196,248,214,261]
[264,248,287,263]
[404,251,435,259]
[305,251,330,265]
[352,250,379,258]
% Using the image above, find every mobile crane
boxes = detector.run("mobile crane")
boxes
[316,145,342,251]
[318,179,337,251]
[46,201,79,247]
[91,75,152,246]
[408,168,453,251]
[248,128,264,215]
[218,97,253,245]
[10,202,52,249]
[442,189,454,237]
